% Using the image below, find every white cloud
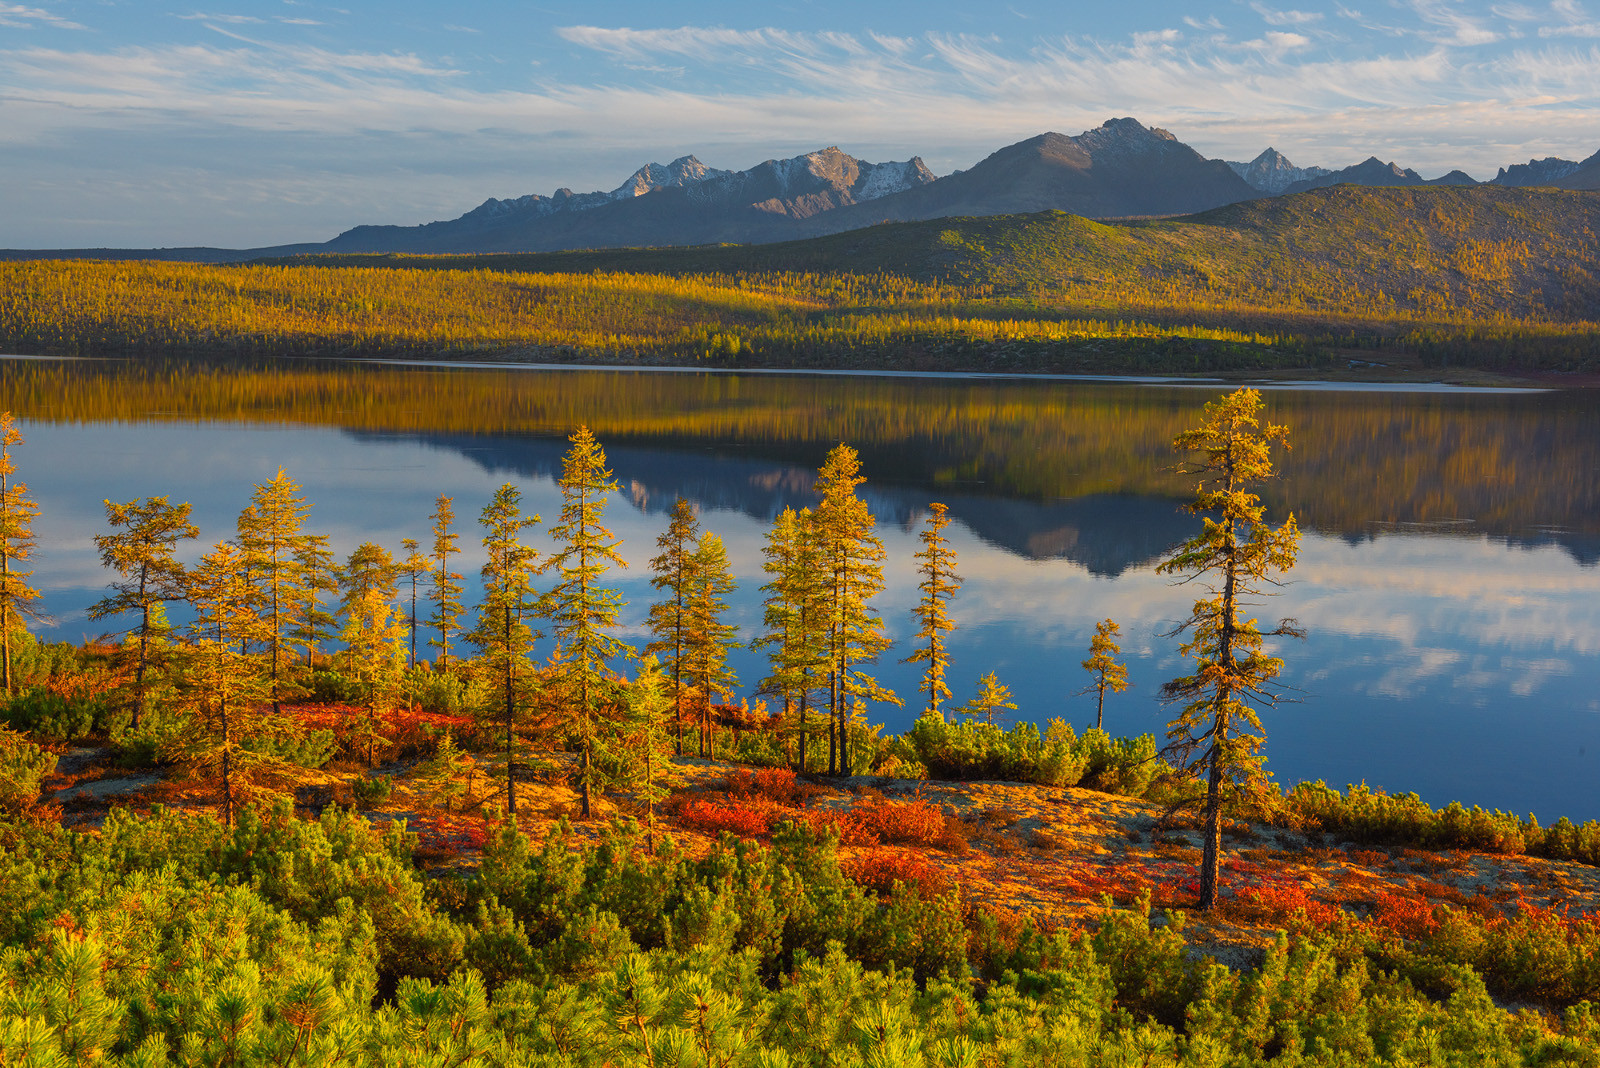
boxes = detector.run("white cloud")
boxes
[0,2,83,29]
[1407,0,1504,45]
[1252,4,1326,26]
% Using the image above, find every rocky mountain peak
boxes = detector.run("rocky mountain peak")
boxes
[1072,117,1178,157]
[1224,148,1332,195]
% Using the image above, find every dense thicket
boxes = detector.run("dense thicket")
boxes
[4,803,1600,1066]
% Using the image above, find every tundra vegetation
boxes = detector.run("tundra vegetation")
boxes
[4,396,1600,1063]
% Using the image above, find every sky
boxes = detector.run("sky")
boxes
[2,0,1599,248]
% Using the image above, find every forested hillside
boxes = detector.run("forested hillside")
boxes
[4,186,1600,371]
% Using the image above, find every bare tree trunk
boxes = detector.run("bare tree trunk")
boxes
[1198,743,1224,909]
[222,696,233,827]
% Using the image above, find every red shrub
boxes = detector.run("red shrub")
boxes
[412,813,490,858]
[846,849,952,897]
[674,798,772,838]
[1369,891,1440,940]
[851,797,947,846]
[723,768,820,806]
[1234,883,1343,930]
[789,807,879,845]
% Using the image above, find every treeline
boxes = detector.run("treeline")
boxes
[6,358,1600,544]
[0,259,1310,371]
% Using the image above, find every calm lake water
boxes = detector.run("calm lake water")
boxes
[6,357,1600,823]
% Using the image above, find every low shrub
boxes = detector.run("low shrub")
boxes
[2,686,107,742]
[849,796,948,847]
[0,727,56,809]
[351,773,393,807]
[242,727,337,769]
[1232,883,1343,930]
[845,849,952,897]
[308,670,364,704]
[722,767,823,806]
[674,797,772,838]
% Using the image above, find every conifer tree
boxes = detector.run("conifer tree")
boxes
[0,414,41,696]
[88,495,198,728]
[959,672,1018,726]
[290,531,338,669]
[234,467,314,713]
[1158,388,1302,911]
[466,484,540,817]
[338,542,406,765]
[427,495,466,669]
[685,530,739,758]
[904,502,959,720]
[754,507,827,773]
[545,426,630,817]
[399,537,430,669]
[1079,618,1130,731]
[645,497,700,754]
[624,655,679,853]
[181,541,282,825]
[812,444,897,775]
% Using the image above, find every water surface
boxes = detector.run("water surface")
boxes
[6,358,1599,822]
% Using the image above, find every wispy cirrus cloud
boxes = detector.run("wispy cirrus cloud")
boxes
[0,2,82,29]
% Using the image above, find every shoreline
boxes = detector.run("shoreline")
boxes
[2,352,1558,394]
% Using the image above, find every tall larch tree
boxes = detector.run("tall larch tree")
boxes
[399,537,430,669]
[685,530,739,758]
[88,496,199,729]
[427,495,466,670]
[812,444,897,776]
[545,426,630,818]
[234,468,313,713]
[754,507,827,773]
[181,542,281,825]
[644,497,701,754]
[289,531,338,669]
[0,414,41,696]
[1158,388,1302,911]
[1080,619,1130,731]
[467,484,540,817]
[338,542,406,765]
[904,502,959,720]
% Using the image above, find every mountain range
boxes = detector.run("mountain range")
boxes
[258,119,1600,255]
[7,117,1600,260]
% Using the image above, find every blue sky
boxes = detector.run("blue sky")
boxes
[2,0,1599,247]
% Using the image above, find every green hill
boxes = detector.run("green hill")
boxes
[278,185,1600,325]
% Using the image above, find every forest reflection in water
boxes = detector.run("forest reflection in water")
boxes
[6,357,1600,821]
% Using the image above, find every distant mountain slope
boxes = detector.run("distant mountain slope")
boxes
[799,118,1259,235]
[322,146,936,254]
[1492,156,1582,186]
[1224,148,1331,194]
[307,185,1600,322]
[1286,157,1429,193]
[1554,150,1600,191]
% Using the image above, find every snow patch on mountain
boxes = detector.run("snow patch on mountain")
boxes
[1224,148,1332,194]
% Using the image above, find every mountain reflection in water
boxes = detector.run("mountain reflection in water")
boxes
[6,358,1600,822]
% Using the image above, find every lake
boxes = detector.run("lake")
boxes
[6,357,1599,822]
